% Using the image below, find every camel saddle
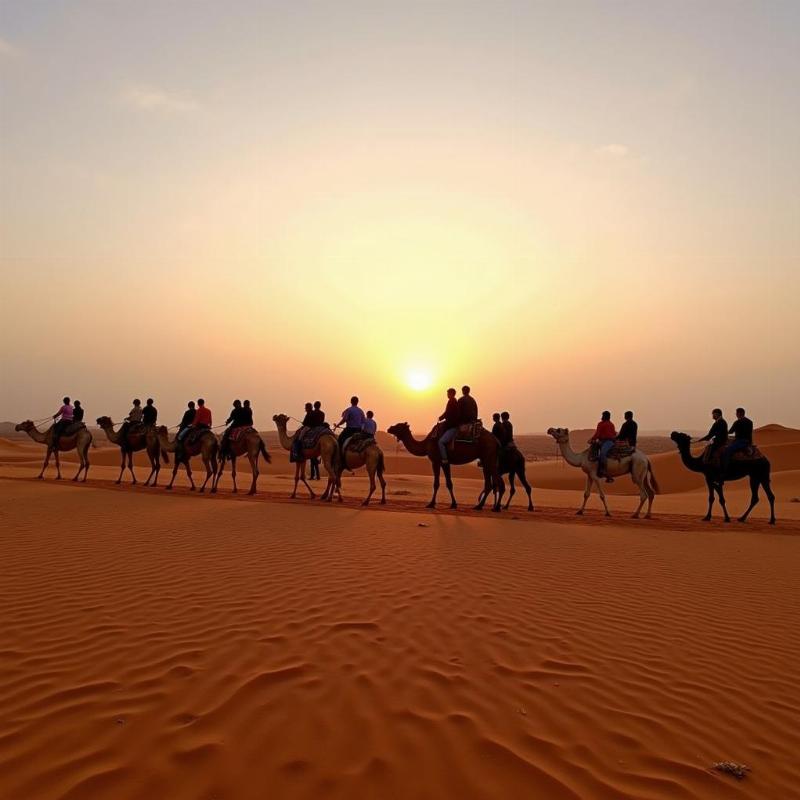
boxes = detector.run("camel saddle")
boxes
[183,427,212,455]
[702,444,763,467]
[588,442,635,462]
[295,424,332,451]
[59,422,86,438]
[343,433,375,456]
[229,425,255,443]
[455,421,483,444]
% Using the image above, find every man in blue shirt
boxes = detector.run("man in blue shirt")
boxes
[336,396,366,453]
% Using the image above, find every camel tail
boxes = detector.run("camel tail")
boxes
[161,448,169,464]
[260,440,272,464]
[648,462,660,495]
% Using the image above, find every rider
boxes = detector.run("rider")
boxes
[72,400,85,424]
[310,401,325,427]
[696,408,728,463]
[491,413,506,445]
[501,411,514,447]
[722,407,754,471]
[362,410,377,437]
[177,401,196,441]
[437,388,459,465]
[457,385,478,426]
[301,402,315,427]
[591,411,617,480]
[51,396,74,451]
[142,398,158,427]
[192,398,212,433]
[336,396,366,453]
[120,399,143,441]
[617,410,638,448]
[221,399,244,454]
[241,400,254,427]
[308,402,325,478]
[292,403,314,461]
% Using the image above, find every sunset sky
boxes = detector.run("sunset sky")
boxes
[1,1,798,432]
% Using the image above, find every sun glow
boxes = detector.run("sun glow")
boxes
[406,369,433,392]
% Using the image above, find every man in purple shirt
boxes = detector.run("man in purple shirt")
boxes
[51,396,74,451]
[336,396,366,453]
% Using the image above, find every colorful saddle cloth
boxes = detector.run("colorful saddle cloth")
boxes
[702,444,764,466]
[588,442,635,462]
[229,425,255,444]
[295,424,332,451]
[455,421,483,444]
[343,433,376,456]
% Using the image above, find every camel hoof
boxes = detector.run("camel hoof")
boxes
[210,488,217,494]
[769,519,776,525]
[473,505,483,511]
[361,500,369,507]
[702,516,711,522]
[380,499,386,505]
[198,489,205,494]
[37,475,44,480]
[605,512,611,517]
[631,513,639,519]
[55,476,62,481]
[724,518,731,523]
[165,486,173,491]
[645,514,652,519]
[492,507,501,513]
[576,510,583,516]
[426,502,435,509]
[115,480,121,485]
[190,487,196,492]
[248,490,256,496]
[450,503,457,510]
[737,517,747,523]
[232,489,238,494]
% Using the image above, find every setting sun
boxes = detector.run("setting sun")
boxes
[406,369,433,392]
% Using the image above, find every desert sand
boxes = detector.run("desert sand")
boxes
[1,428,799,799]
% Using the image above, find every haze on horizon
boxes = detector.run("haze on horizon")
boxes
[1,1,798,433]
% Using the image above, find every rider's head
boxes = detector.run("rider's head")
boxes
[462,385,471,395]
[305,402,313,412]
[601,410,611,421]
[624,410,633,420]
[736,407,745,418]
[243,400,250,407]
[447,387,456,398]
[366,410,374,419]
[501,411,510,421]
[492,412,500,422]
[233,399,241,407]
[133,398,141,406]
[74,400,81,407]
[188,401,195,409]
[314,401,321,409]
[197,399,205,407]
[146,398,154,406]
[351,396,359,406]
[63,396,70,405]
[712,408,722,419]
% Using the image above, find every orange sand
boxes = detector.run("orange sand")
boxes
[1,433,799,799]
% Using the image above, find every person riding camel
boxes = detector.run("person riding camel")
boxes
[491,413,506,445]
[694,408,728,465]
[72,400,85,424]
[590,411,617,481]
[192,399,212,432]
[241,400,254,427]
[308,402,325,479]
[310,401,325,427]
[119,399,143,442]
[336,396,366,454]
[221,399,244,454]
[291,403,314,461]
[51,396,74,451]
[177,401,196,441]
[301,402,315,428]
[501,411,514,448]
[457,385,478,426]
[362,410,377,437]
[142,398,158,428]
[722,407,754,471]
[437,387,459,465]
[617,410,638,448]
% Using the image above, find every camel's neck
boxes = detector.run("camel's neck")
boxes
[556,438,585,468]
[25,425,49,445]
[400,430,430,457]
[101,424,122,444]
[275,423,294,452]
[677,443,705,473]
[157,432,177,453]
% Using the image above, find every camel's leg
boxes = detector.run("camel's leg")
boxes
[211,455,224,494]
[128,451,137,485]
[144,454,156,487]
[717,483,730,522]
[72,457,84,482]
[37,449,53,480]
[596,479,611,516]
[230,455,238,494]
[247,453,258,495]
[577,473,593,515]
[363,464,376,506]
[764,478,776,524]
[298,461,316,498]
[631,464,648,518]
[185,461,196,491]
[81,447,90,482]
[198,457,214,493]
[738,474,760,523]
[116,450,126,484]
[443,463,457,509]
[518,468,534,512]
[475,465,492,510]
[492,472,504,512]
[703,478,715,521]
[427,462,441,508]
[166,459,181,490]
[504,473,515,509]
[54,450,62,480]
[378,464,387,505]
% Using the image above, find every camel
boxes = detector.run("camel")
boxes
[213,427,272,495]
[476,447,534,511]
[338,436,387,506]
[386,423,503,511]
[15,420,92,482]
[272,414,340,501]
[155,426,219,492]
[96,416,168,486]
[546,427,658,518]
[670,432,776,524]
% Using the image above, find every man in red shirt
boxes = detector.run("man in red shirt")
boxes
[590,411,617,479]
[192,398,212,430]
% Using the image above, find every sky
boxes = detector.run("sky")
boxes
[1,0,798,433]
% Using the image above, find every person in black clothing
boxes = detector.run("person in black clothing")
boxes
[242,400,254,427]
[617,410,638,448]
[72,401,85,424]
[301,402,314,427]
[177,401,196,441]
[142,398,158,427]
[221,399,244,453]
[437,388,460,464]
[491,413,506,445]
[501,411,514,447]
[457,385,478,424]
[309,400,325,428]
[722,407,754,470]
[695,408,728,462]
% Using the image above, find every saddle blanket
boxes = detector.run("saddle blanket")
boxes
[702,444,764,466]
[60,422,86,437]
[455,421,483,444]
[229,425,255,443]
[588,443,635,462]
[343,433,376,456]
[295,424,332,451]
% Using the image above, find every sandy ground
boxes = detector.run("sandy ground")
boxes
[1,432,799,799]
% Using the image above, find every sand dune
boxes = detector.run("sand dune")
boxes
[0,476,798,800]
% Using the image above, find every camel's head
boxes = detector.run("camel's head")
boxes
[546,427,569,443]
[155,425,168,435]
[671,431,691,448]
[96,416,112,428]
[272,413,288,426]
[387,422,410,440]
[15,421,33,432]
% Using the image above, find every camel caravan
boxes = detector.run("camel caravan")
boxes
[14,394,777,523]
